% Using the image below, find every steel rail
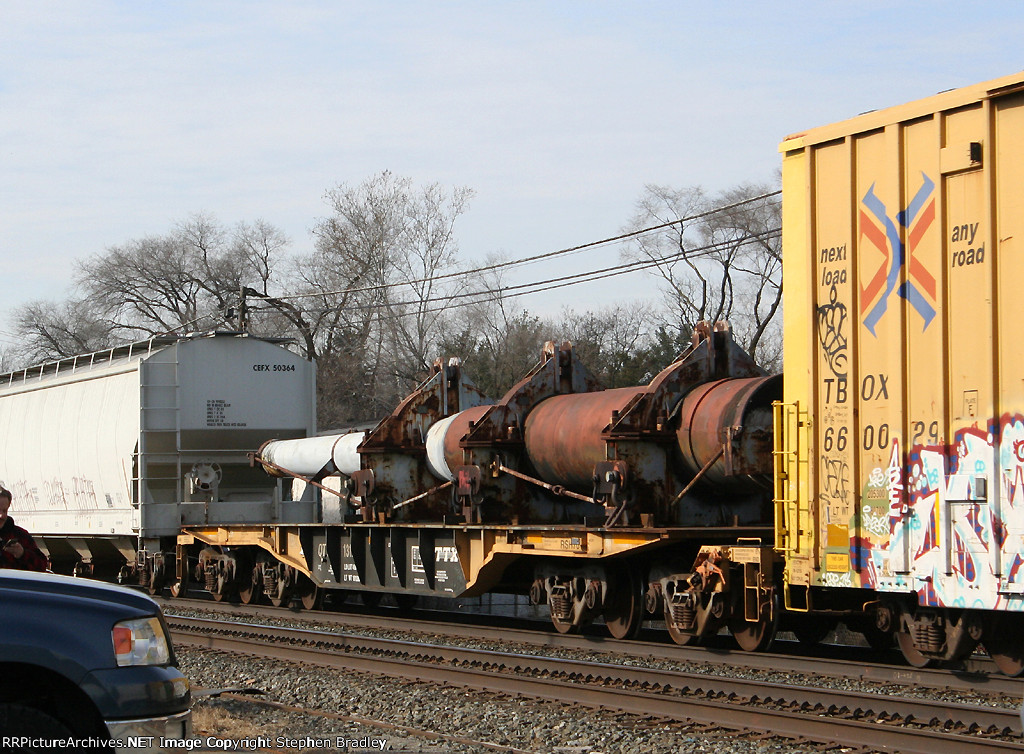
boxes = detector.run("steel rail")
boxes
[168,616,1024,753]
[159,596,1024,697]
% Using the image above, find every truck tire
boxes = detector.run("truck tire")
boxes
[0,703,77,750]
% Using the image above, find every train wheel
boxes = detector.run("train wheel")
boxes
[664,612,701,646]
[169,568,189,599]
[297,577,322,610]
[169,550,190,598]
[895,630,937,668]
[268,579,293,607]
[551,613,580,634]
[986,640,1024,677]
[983,614,1024,676]
[268,591,292,608]
[238,579,261,605]
[237,556,261,605]
[266,564,294,607]
[730,597,778,652]
[604,566,643,640]
[300,588,321,610]
[146,556,168,596]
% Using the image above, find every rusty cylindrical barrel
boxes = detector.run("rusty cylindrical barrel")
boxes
[523,387,646,491]
[521,376,780,494]
[675,375,781,489]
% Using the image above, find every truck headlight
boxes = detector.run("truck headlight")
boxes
[112,617,171,666]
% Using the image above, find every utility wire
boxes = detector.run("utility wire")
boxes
[267,190,781,303]
[245,227,781,320]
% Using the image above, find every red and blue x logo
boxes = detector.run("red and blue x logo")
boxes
[859,173,937,335]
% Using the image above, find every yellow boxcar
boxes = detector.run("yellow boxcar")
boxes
[777,71,1024,670]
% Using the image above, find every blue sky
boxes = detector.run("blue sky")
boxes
[2,2,1022,340]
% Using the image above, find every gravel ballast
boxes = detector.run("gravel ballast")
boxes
[179,644,800,753]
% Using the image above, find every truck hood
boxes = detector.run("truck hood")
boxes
[0,570,160,614]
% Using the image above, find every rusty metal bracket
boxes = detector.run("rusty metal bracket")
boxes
[453,465,483,523]
[454,465,482,498]
[592,460,630,499]
[349,469,378,522]
[461,342,603,450]
[594,460,632,527]
[350,469,375,498]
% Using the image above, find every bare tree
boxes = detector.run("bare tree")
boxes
[386,181,474,383]
[299,172,475,425]
[0,343,21,372]
[71,213,292,340]
[703,183,783,370]
[12,298,115,362]
[435,258,549,399]
[622,181,782,370]
[78,234,204,334]
[554,303,661,386]
[624,185,711,328]
[232,219,289,296]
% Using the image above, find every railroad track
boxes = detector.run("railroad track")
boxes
[193,690,537,753]
[167,614,1024,753]
[158,595,1024,699]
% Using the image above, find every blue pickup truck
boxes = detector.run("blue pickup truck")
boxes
[0,570,192,751]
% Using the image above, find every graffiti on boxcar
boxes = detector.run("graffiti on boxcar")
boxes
[9,480,39,507]
[859,495,889,538]
[851,535,878,588]
[886,440,906,534]
[853,414,1024,609]
[44,479,69,510]
[821,570,854,587]
[816,284,848,380]
[72,477,98,509]
[821,457,850,524]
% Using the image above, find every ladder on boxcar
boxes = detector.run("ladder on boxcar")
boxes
[134,344,182,529]
[773,400,815,611]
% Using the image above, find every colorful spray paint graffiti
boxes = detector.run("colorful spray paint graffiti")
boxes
[849,416,1024,610]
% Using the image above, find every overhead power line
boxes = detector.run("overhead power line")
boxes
[267,190,781,303]
[246,226,781,321]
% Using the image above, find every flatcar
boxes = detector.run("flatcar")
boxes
[248,326,780,644]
